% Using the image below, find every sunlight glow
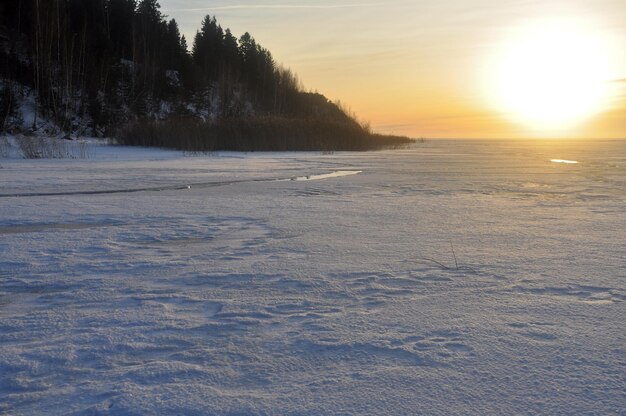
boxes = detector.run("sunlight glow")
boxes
[485,18,616,133]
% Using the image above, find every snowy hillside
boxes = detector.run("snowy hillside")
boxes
[0,140,624,414]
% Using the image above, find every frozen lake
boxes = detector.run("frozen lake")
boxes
[1,139,624,414]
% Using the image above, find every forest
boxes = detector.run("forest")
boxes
[0,0,411,151]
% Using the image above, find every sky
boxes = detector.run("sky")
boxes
[158,0,626,138]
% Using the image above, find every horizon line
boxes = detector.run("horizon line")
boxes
[163,3,383,12]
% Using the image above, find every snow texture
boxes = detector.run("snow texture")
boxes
[0,140,625,415]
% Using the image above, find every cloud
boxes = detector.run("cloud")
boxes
[163,3,382,12]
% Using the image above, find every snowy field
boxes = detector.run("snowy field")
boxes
[0,139,624,415]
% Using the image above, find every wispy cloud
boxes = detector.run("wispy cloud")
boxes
[163,3,382,12]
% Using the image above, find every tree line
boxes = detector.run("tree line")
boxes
[0,0,412,150]
[0,0,345,132]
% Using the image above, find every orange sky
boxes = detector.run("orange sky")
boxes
[160,1,626,138]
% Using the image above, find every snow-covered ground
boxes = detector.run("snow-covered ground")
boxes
[1,139,624,415]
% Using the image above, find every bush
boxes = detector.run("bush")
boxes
[116,116,413,152]
[0,136,10,158]
[0,86,17,133]
[14,135,70,159]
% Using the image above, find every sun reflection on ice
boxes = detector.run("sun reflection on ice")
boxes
[551,159,579,164]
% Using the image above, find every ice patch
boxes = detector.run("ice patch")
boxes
[0,170,363,198]
[551,159,579,164]
[287,170,362,181]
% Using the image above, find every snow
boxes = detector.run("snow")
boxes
[0,139,624,414]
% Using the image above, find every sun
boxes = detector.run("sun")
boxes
[485,18,614,133]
